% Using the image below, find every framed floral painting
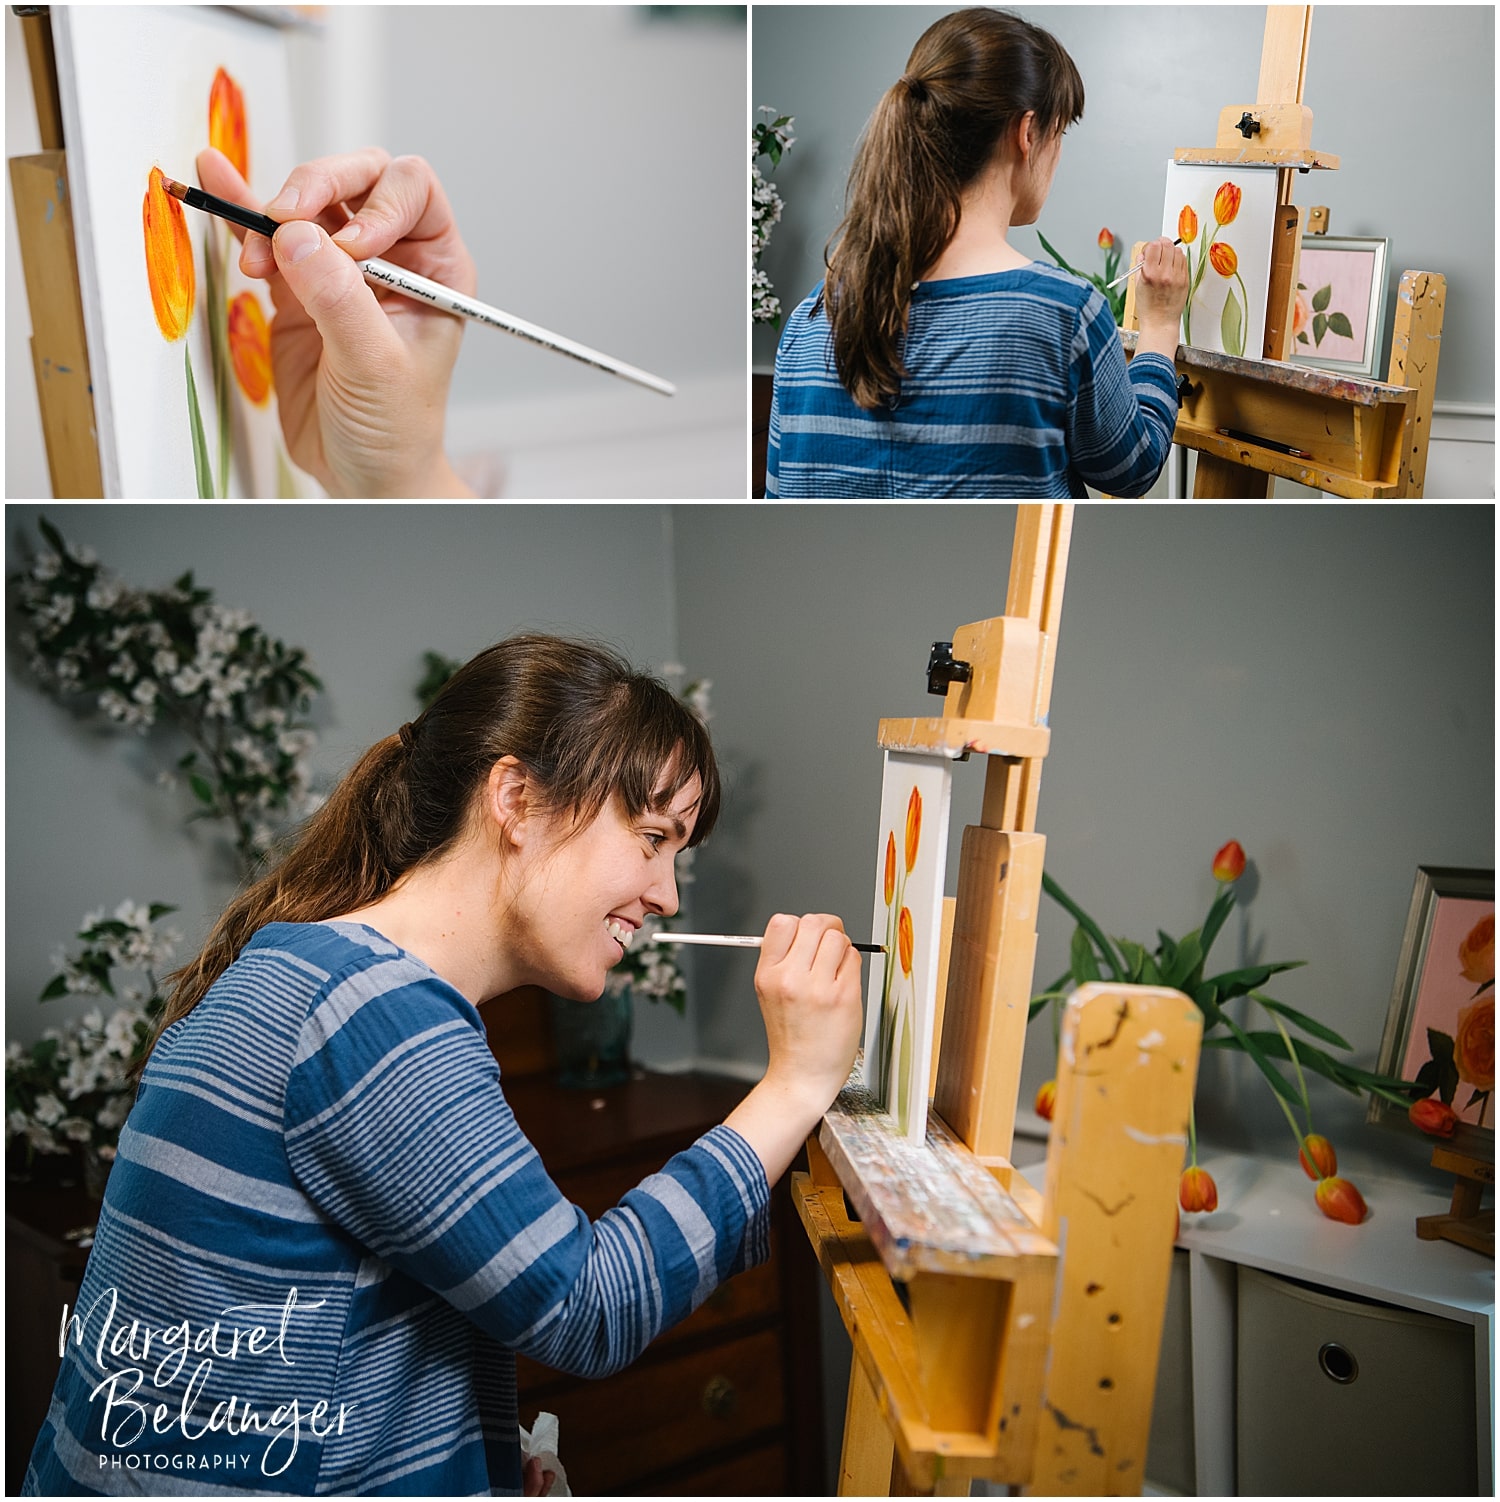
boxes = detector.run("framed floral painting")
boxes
[862,751,953,1143]
[1369,867,1494,1136]
[1290,235,1390,378]
[51,6,313,497]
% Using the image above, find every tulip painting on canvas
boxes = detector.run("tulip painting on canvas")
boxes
[1161,164,1279,359]
[863,753,953,1141]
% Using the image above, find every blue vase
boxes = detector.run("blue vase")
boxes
[550,987,633,1088]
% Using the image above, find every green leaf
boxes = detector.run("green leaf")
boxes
[1219,1015,1304,1108]
[185,347,214,499]
[1205,959,1305,1001]
[1036,230,1081,278]
[189,774,216,807]
[1326,311,1353,340]
[1042,872,1124,979]
[147,903,178,921]
[1197,888,1236,968]
[1221,286,1244,357]
[1071,923,1102,984]
[1297,331,1309,344]
[1166,932,1204,991]
[1313,312,1328,346]
[39,974,69,1001]
[1312,284,1331,312]
[1251,992,1351,1050]
[1192,981,1227,1031]
[1116,937,1148,984]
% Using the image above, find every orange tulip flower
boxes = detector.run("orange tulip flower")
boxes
[1213,181,1242,225]
[209,67,249,180]
[904,787,922,873]
[228,292,272,406]
[897,906,914,977]
[1034,1079,1056,1122]
[143,166,196,342]
[1298,1133,1337,1180]
[1179,1165,1218,1213]
[1177,205,1199,244]
[1208,242,1238,278]
[1458,912,1494,985]
[1097,227,1116,250]
[1314,1175,1367,1225]
[1454,997,1494,1091]
[1409,1097,1458,1138]
[883,831,896,907]
[1211,840,1246,882]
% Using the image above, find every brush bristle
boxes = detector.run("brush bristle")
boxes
[160,176,188,201]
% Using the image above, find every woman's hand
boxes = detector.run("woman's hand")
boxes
[1134,235,1190,361]
[195,146,475,498]
[724,913,864,1183]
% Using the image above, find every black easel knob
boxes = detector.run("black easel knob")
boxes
[926,641,972,696]
[1235,111,1262,139]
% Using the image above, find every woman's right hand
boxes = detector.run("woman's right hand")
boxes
[724,914,864,1184]
[1134,236,1190,330]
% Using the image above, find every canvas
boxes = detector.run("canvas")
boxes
[862,751,953,1142]
[52,6,312,498]
[1160,163,1279,358]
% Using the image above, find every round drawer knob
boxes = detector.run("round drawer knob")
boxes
[701,1374,738,1419]
[1318,1341,1359,1384]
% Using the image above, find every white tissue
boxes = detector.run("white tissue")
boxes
[519,1411,570,1497]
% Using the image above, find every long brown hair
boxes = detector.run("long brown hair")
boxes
[145,635,719,1063]
[821,7,1085,410]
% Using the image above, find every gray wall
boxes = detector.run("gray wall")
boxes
[752,6,1496,406]
[3,504,697,1069]
[674,503,1495,1182]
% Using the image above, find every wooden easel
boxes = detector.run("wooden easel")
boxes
[795,505,1203,1496]
[1416,1124,1495,1258]
[1120,5,1446,498]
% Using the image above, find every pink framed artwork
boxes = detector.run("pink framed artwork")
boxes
[1371,866,1494,1137]
[1292,235,1390,377]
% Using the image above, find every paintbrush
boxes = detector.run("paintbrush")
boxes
[649,932,886,955]
[160,176,675,397]
[1105,237,1183,290]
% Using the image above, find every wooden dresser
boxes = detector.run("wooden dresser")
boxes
[6,1069,825,1497]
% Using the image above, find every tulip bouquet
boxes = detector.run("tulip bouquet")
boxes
[1037,227,1129,325]
[1176,183,1249,356]
[1031,840,1416,1225]
[143,66,282,497]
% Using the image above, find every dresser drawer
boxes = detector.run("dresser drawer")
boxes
[1236,1264,1479,1495]
[527,1326,784,1495]
[629,1438,788,1495]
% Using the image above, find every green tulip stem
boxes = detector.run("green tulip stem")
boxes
[1265,1004,1312,1130]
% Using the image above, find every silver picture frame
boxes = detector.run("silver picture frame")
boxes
[1291,234,1390,378]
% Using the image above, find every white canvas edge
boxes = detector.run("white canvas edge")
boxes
[50,6,120,497]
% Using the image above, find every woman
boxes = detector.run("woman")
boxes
[765,7,1189,499]
[24,636,864,1496]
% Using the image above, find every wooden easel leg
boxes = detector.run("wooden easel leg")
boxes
[840,1356,896,1496]
[1386,270,1446,498]
[1193,452,1271,498]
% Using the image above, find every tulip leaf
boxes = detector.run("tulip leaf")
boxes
[1327,312,1353,340]
[1221,288,1244,357]
[1044,872,1124,979]
[1164,931,1204,991]
[1205,960,1305,1001]
[1036,230,1082,279]
[1071,923,1102,984]
[1193,981,1227,1031]
[185,347,214,500]
[1116,937,1146,983]
[1217,1016,1304,1108]
[1251,993,1351,1050]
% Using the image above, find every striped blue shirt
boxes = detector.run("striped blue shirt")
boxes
[766,264,1179,498]
[25,921,769,1496]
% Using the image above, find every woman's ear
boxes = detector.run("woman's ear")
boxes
[484,756,532,849]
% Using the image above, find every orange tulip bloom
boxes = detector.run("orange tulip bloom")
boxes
[883,831,896,906]
[143,166,196,342]
[1211,840,1246,882]
[1208,242,1238,278]
[1097,227,1115,250]
[1034,1079,1056,1122]
[1298,1133,1337,1180]
[1213,182,1242,225]
[897,906,914,977]
[209,67,249,180]
[1177,205,1198,244]
[1409,1097,1458,1138]
[1458,912,1494,985]
[904,787,922,873]
[1454,997,1494,1091]
[1179,1165,1218,1213]
[228,292,272,406]
[1314,1175,1367,1225]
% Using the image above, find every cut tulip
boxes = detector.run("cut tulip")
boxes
[1180,1165,1218,1213]
[1299,1133,1337,1179]
[1212,839,1246,882]
[1314,1175,1367,1225]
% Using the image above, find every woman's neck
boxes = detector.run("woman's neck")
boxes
[920,163,1033,281]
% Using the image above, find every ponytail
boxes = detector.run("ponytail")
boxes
[143,635,719,1067]
[821,8,1086,410]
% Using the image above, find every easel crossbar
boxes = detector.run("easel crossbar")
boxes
[818,1068,1056,1280]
